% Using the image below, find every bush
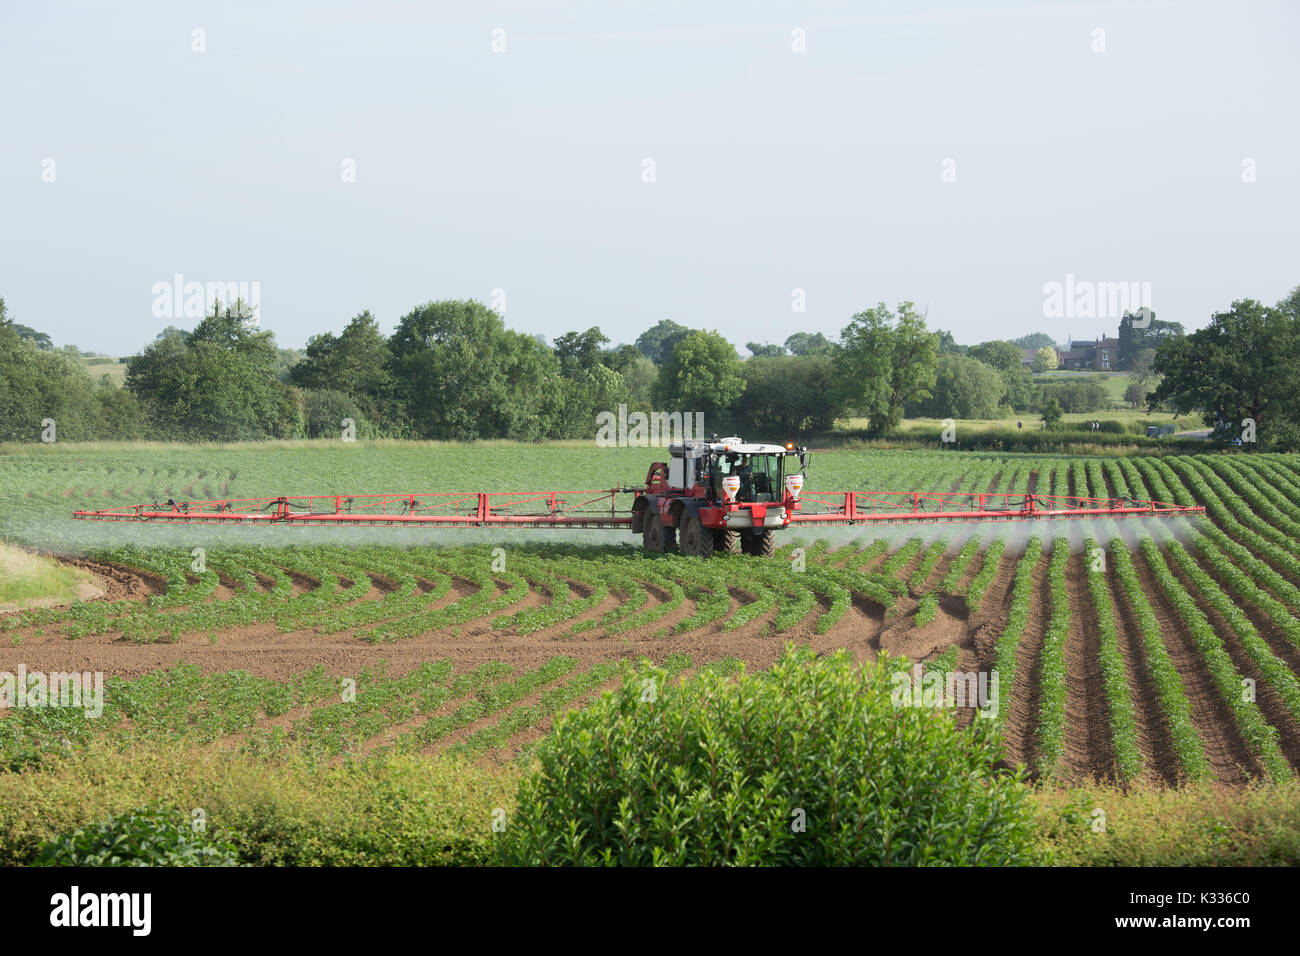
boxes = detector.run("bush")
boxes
[737,353,841,434]
[0,747,519,866]
[302,387,369,439]
[1033,783,1300,865]
[1037,380,1109,413]
[497,646,1037,866]
[34,805,241,867]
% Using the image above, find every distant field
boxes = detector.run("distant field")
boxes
[76,356,127,386]
[849,410,1188,435]
[836,370,1190,434]
[1033,368,1139,403]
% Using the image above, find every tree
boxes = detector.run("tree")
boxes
[915,353,1004,419]
[635,320,691,365]
[1031,346,1058,373]
[0,304,102,441]
[12,324,53,350]
[1147,298,1299,449]
[834,302,939,436]
[1118,309,1184,367]
[935,330,966,355]
[605,345,657,408]
[1038,380,1108,413]
[301,388,370,439]
[126,300,297,441]
[603,343,643,373]
[784,332,836,356]
[290,311,394,405]
[555,364,628,439]
[970,339,1034,410]
[91,375,146,439]
[746,341,787,358]
[1040,395,1062,426]
[1128,347,1157,388]
[1123,382,1145,409]
[553,327,610,376]
[1013,332,1057,350]
[736,353,841,434]
[389,299,564,441]
[969,340,1022,372]
[653,330,745,425]
[1279,284,1300,321]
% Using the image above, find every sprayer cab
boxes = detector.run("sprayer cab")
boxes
[633,437,811,556]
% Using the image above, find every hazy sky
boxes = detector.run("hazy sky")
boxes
[2,0,1297,356]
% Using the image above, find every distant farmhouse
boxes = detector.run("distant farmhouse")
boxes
[1019,314,1182,373]
[1058,336,1121,371]
[1020,347,1056,368]
[1019,335,1121,371]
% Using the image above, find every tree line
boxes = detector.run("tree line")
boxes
[1,288,1297,449]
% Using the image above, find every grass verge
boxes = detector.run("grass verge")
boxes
[0,542,96,609]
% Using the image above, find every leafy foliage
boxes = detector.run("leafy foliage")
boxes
[34,805,241,866]
[1149,298,1300,448]
[652,329,745,423]
[497,647,1037,865]
[835,301,939,436]
[389,300,564,441]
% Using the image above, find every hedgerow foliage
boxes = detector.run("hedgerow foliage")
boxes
[498,646,1037,866]
[33,805,241,867]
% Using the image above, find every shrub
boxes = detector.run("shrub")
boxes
[497,646,1037,866]
[1037,380,1108,413]
[0,747,519,866]
[34,805,241,867]
[301,387,369,439]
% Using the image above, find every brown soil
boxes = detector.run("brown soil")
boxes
[58,558,165,602]
[879,604,965,663]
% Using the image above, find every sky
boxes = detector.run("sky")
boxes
[1,0,1297,356]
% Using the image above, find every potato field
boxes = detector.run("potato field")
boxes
[3,442,1300,788]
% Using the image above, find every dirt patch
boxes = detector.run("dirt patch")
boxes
[286,570,320,595]
[879,604,965,663]
[58,557,166,602]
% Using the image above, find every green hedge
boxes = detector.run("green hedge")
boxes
[497,646,1037,866]
[0,747,520,866]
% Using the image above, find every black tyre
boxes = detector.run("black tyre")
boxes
[680,516,714,558]
[643,513,668,552]
[753,529,776,557]
[715,529,741,555]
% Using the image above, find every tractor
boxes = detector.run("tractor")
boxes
[630,437,809,557]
